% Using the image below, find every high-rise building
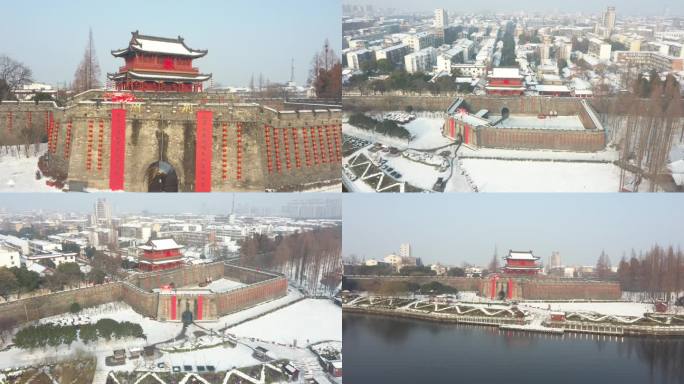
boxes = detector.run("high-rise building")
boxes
[434,9,448,28]
[399,243,411,258]
[603,6,616,32]
[550,251,562,269]
[94,198,112,225]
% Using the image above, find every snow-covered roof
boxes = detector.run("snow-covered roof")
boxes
[506,250,538,260]
[112,31,208,58]
[140,238,182,251]
[489,68,522,79]
[535,84,571,93]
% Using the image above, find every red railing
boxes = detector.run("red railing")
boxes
[118,64,199,73]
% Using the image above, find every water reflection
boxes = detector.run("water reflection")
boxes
[344,312,684,384]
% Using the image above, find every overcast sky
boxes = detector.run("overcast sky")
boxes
[1,0,340,88]
[343,194,684,267]
[0,193,339,215]
[344,0,684,16]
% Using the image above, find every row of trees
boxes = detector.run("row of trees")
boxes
[347,113,411,139]
[13,318,144,350]
[347,70,467,95]
[498,22,517,67]
[342,278,458,296]
[0,252,119,301]
[240,226,342,295]
[616,245,684,301]
[0,267,41,300]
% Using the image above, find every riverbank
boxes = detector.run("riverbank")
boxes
[344,304,684,338]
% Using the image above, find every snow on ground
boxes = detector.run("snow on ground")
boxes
[343,123,409,149]
[461,158,621,192]
[229,299,341,347]
[0,144,58,192]
[459,145,619,162]
[0,302,183,371]
[491,115,585,131]
[402,117,453,149]
[184,278,245,293]
[519,301,653,317]
[157,343,259,372]
[382,155,446,191]
[202,288,305,332]
[303,183,342,192]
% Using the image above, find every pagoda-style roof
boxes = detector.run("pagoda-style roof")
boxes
[107,70,211,82]
[505,250,539,261]
[139,239,183,251]
[112,31,208,58]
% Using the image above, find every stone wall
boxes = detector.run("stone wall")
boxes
[223,264,278,284]
[343,95,590,114]
[1,99,342,191]
[214,276,287,316]
[0,282,123,326]
[475,127,606,152]
[344,276,482,292]
[131,262,225,291]
[0,101,56,145]
[479,277,621,300]
[0,263,288,326]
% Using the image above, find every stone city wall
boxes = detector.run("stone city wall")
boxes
[475,127,606,152]
[343,275,482,292]
[0,100,342,191]
[479,277,622,300]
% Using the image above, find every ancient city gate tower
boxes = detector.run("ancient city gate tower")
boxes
[108,31,211,93]
[40,99,341,192]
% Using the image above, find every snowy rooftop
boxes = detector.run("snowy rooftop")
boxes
[506,251,538,260]
[535,84,571,93]
[140,238,182,251]
[491,115,586,131]
[489,68,522,79]
[112,31,207,58]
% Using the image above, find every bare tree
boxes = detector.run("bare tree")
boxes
[596,250,612,280]
[488,246,500,274]
[72,28,101,93]
[0,55,32,100]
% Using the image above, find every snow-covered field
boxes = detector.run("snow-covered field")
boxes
[0,302,182,371]
[459,145,619,162]
[403,116,453,149]
[520,301,654,317]
[461,158,621,192]
[381,155,446,191]
[230,299,341,346]
[0,144,57,192]
[184,278,245,293]
[0,288,341,377]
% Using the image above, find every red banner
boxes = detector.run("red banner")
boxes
[109,109,127,190]
[171,296,177,320]
[197,295,203,320]
[195,110,213,192]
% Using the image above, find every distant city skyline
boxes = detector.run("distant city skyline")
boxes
[0,193,341,216]
[343,1,684,16]
[343,194,684,266]
[2,0,340,88]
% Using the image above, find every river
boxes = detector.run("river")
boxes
[343,312,684,384]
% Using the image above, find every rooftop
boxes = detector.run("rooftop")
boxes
[112,31,208,58]
[139,238,182,251]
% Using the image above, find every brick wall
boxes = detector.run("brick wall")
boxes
[479,277,621,300]
[1,101,341,191]
[475,127,606,151]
